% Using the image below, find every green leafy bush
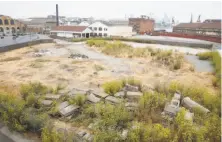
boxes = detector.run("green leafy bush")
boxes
[102,80,124,95]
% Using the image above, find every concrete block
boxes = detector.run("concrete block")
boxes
[58,101,69,110]
[59,105,80,117]
[41,100,53,106]
[105,96,120,104]
[87,93,101,103]
[45,94,61,100]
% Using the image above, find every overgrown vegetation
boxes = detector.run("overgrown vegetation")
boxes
[0,78,220,142]
[68,94,86,107]
[102,80,124,95]
[155,81,221,115]
[86,39,183,70]
[197,51,221,87]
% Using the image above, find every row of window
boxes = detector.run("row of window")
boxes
[89,27,108,31]
[0,19,15,25]
[0,27,20,32]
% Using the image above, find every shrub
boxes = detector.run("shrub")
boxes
[22,108,49,133]
[127,122,171,142]
[125,77,142,91]
[68,94,86,107]
[138,92,166,122]
[20,82,49,100]
[102,80,124,95]
[94,129,121,142]
[41,124,65,142]
[0,93,26,132]
[197,52,212,60]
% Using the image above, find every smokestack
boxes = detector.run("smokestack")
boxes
[56,4,59,26]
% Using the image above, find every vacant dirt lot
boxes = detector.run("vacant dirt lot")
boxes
[0,42,216,94]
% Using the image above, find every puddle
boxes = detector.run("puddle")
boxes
[185,55,214,72]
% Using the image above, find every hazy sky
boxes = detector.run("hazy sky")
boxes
[0,1,221,22]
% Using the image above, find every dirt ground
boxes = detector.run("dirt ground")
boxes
[0,42,216,95]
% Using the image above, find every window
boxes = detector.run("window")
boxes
[99,33,102,37]
[104,28,107,31]
[104,33,107,37]
[0,19,2,25]
[99,27,102,31]
[89,27,92,30]
[94,27,97,31]
[4,19,9,25]
[6,27,9,30]
[10,20,14,25]
[0,27,3,32]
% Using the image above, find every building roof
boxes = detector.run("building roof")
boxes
[174,22,221,30]
[52,26,88,32]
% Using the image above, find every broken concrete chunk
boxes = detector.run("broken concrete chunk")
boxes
[68,90,87,96]
[114,91,125,98]
[185,111,194,121]
[58,101,69,110]
[58,89,70,95]
[93,91,109,98]
[77,130,87,137]
[59,105,80,117]
[121,129,128,140]
[105,96,120,104]
[41,100,53,106]
[173,93,181,100]
[87,93,101,103]
[83,132,93,141]
[126,92,143,99]
[45,94,61,100]
[124,84,139,92]
[182,97,210,113]
[125,102,138,108]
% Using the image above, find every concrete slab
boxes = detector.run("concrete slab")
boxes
[114,91,125,98]
[87,93,101,103]
[59,105,80,117]
[124,84,139,92]
[41,100,53,106]
[58,89,70,95]
[68,90,87,96]
[58,101,69,110]
[77,130,86,137]
[105,96,121,104]
[45,94,61,100]
[93,91,109,98]
[126,92,143,99]
[125,102,138,108]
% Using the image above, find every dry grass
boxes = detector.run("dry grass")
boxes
[94,64,105,71]
[0,57,21,62]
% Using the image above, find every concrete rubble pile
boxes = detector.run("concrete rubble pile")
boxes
[161,92,209,123]
[68,53,89,59]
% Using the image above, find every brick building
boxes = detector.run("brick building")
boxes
[173,19,221,37]
[129,17,155,34]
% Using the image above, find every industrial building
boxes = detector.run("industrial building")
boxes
[129,16,155,34]
[173,19,221,37]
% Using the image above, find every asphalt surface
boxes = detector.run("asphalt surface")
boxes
[0,34,51,47]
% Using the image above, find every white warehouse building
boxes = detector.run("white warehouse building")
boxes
[50,21,134,38]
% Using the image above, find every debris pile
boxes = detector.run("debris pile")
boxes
[68,53,89,59]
